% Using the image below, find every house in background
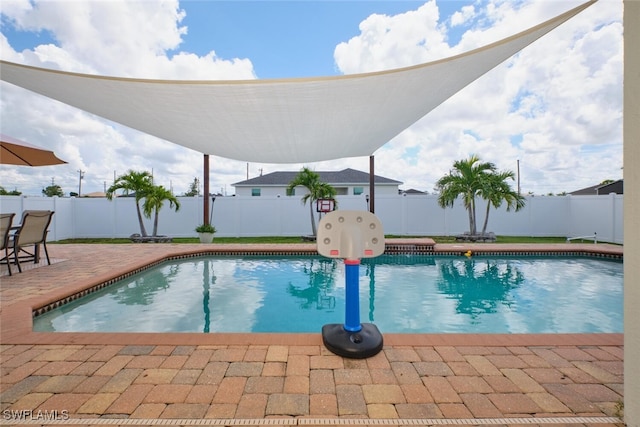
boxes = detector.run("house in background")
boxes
[570,179,623,195]
[232,168,402,197]
[400,188,428,195]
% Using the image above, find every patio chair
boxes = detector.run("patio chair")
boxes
[0,213,16,275]
[8,210,54,273]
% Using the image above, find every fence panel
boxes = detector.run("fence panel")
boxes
[521,197,569,237]
[0,194,624,243]
[566,194,623,243]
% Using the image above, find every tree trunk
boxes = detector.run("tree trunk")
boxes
[309,202,317,236]
[153,210,159,237]
[481,201,491,236]
[472,199,478,235]
[467,198,477,235]
[135,201,148,237]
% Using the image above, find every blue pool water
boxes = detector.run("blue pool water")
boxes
[33,255,623,334]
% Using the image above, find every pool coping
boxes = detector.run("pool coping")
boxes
[0,241,624,347]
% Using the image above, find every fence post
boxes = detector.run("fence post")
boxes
[50,196,58,241]
[610,192,617,244]
[566,195,572,240]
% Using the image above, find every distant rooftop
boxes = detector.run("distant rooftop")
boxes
[232,168,402,187]
[570,179,623,195]
[400,188,427,195]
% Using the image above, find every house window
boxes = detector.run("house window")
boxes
[251,188,261,197]
[286,188,295,196]
[353,187,364,195]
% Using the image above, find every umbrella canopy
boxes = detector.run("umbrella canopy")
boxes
[0,134,67,166]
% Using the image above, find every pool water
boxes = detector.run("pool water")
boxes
[33,255,623,334]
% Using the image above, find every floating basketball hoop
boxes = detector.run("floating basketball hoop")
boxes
[316,198,335,213]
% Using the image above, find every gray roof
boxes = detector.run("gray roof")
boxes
[233,168,402,187]
[570,179,623,195]
[400,188,427,195]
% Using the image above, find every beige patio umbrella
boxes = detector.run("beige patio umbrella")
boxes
[0,134,67,166]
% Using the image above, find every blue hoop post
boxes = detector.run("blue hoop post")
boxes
[344,259,362,332]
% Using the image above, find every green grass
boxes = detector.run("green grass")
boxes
[53,236,310,244]
[53,235,575,244]
[419,236,570,244]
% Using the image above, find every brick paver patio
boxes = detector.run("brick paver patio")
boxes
[0,242,624,426]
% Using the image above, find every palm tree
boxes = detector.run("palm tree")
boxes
[287,167,337,237]
[436,155,496,235]
[106,170,153,237]
[479,171,526,236]
[142,185,181,237]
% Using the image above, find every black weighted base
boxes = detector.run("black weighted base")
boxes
[322,323,383,359]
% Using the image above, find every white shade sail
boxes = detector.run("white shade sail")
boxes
[0,1,594,164]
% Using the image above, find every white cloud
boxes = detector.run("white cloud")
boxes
[1,0,257,196]
[450,5,475,27]
[334,0,622,195]
[335,0,450,73]
[0,0,623,198]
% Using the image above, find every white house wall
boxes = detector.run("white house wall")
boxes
[623,2,639,423]
[0,193,623,243]
[234,185,399,197]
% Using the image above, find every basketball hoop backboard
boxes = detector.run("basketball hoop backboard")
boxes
[316,198,335,213]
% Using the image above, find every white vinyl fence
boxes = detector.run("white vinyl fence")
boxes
[0,193,623,244]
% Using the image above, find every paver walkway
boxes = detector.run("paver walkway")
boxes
[0,243,624,426]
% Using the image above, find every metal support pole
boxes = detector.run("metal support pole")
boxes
[204,154,210,225]
[369,155,375,213]
[344,259,362,332]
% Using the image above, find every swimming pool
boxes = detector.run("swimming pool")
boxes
[33,254,623,334]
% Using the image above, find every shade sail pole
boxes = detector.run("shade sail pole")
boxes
[369,155,375,213]
[204,154,210,226]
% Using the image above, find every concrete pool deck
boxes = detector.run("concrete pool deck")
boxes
[0,242,624,425]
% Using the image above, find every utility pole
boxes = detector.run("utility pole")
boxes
[77,169,85,197]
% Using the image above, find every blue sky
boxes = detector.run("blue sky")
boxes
[0,0,623,197]
[177,1,469,78]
